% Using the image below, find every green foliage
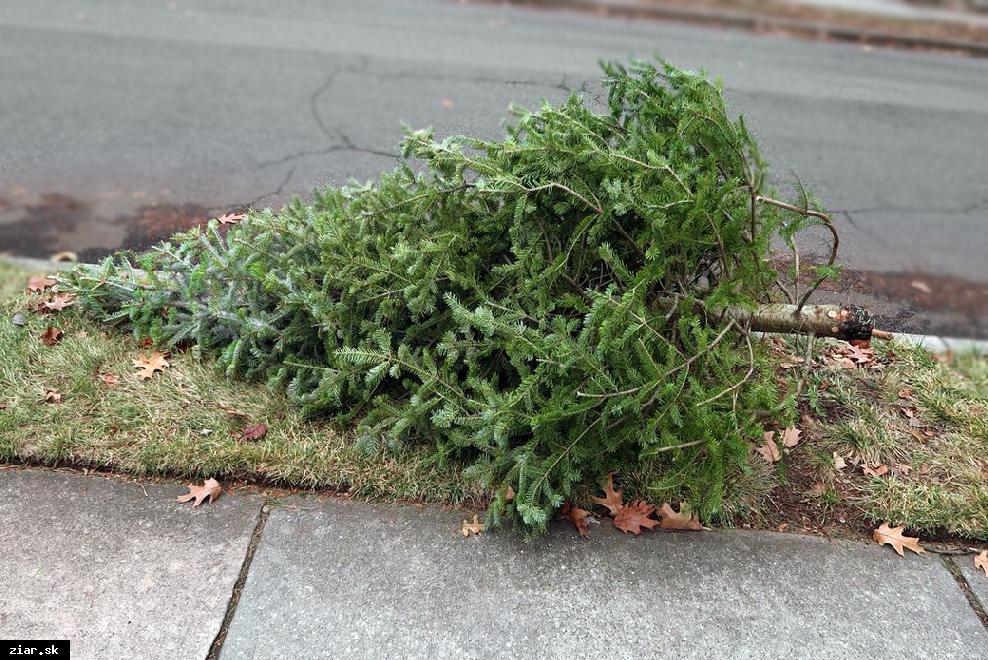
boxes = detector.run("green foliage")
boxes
[65,59,828,537]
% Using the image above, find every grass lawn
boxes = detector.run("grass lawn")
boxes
[2,258,985,542]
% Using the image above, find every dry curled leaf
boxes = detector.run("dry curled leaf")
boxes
[461,514,485,537]
[217,212,246,225]
[176,478,222,507]
[560,502,591,538]
[43,388,61,403]
[975,551,988,578]
[780,426,802,449]
[233,423,268,442]
[591,473,623,516]
[756,440,781,464]
[40,326,63,346]
[873,522,925,557]
[656,503,703,531]
[613,501,659,535]
[101,372,120,389]
[862,464,889,477]
[39,293,75,312]
[133,352,170,380]
[26,275,56,293]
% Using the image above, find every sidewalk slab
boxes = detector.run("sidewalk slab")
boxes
[959,558,988,612]
[221,497,988,659]
[0,469,263,660]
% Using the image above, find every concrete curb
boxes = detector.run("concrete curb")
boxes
[491,0,988,57]
[6,256,988,353]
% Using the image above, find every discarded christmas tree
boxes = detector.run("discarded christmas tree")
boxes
[64,59,846,536]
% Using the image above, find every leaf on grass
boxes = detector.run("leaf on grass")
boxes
[461,514,485,537]
[233,423,268,442]
[133,352,170,380]
[892,463,911,476]
[656,503,703,531]
[40,326,63,346]
[39,293,75,312]
[591,473,623,516]
[756,440,781,464]
[845,344,876,365]
[805,482,826,497]
[833,452,847,470]
[873,522,925,557]
[613,500,660,535]
[780,426,802,449]
[217,212,246,225]
[26,275,56,293]
[975,551,988,578]
[43,388,61,403]
[862,464,889,477]
[560,502,591,538]
[101,372,120,389]
[176,478,222,507]
[897,389,915,401]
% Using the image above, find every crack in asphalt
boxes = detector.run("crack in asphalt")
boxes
[243,165,296,209]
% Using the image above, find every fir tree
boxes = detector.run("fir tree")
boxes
[65,59,833,537]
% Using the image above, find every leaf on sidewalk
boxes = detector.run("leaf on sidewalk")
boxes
[461,514,485,537]
[560,502,591,538]
[133,352,170,380]
[176,478,222,507]
[656,502,703,531]
[975,551,988,578]
[873,522,925,557]
[40,326,63,346]
[591,472,623,516]
[613,500,659,535]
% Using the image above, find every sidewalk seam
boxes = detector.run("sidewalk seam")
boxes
[206,499,273,660]
[941,555,988,632]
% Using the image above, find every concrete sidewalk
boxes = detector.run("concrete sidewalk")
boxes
[2,469,986,659]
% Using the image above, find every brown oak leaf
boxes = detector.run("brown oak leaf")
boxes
[656,503,703,531]
[873,522,925,557]
[217,212,246,225]
[176,478,222,507]
[975,551,988,577]
[40,326,63,346]
[43,388,61,403]
[756,440,781,464]
[461,514,485,537]
[591,473,623,516]
[26,275,56,293]
[862,464,889,477]
[613,501,660,535]
[133,352,170,380]
[233,423,268,442]
[101,372,120,388]
[780,426,802,449]
[560,502,591,538]
[40,293,75,312]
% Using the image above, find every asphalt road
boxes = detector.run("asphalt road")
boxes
[2,0,987,335]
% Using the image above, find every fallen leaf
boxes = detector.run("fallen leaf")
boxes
[975,551,988,577]
[176,478,222,507]
[805,482,827,497]
[504,485,515,502]
[560,502,591,538]
[873,522,925,557]
[892,463,912,476]
[40,326,63,346]
[133,352,170,380]
[613,500,660,535]
[844,344,876,365]
[43,388,61,403]
[656,503,703,531]
[833,452,847,470]
[233,422,268,442]
[591,473,624,516]
[217,212,246,225]
[40,293,75,312]
[461,514,485,537]
[862,464,889,477]
[26,275,56,293]
[101,372,120,388]
[898,389,915,401]
[780,426,802,449]
[756,440,781,464]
